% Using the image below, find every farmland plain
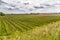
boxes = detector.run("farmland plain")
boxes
[0,14,60,40]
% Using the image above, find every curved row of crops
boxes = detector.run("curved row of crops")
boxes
[0,15,60,36]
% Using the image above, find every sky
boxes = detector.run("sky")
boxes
[0,0,60,14]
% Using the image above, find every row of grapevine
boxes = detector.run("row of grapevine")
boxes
[0,16,2,35]
[4,16,32,32]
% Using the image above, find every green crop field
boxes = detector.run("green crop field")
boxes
[0,14,60,40]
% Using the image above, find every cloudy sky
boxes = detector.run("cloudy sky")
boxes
[0,0,60,13]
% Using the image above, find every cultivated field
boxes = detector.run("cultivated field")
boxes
[0,14,60,40]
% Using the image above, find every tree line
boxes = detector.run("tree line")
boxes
[0,12,5,16]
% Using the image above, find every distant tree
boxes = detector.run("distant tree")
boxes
[30,13,34,14]
[0,12,5,16]
[30,13,40,15]
[11,13,14,15]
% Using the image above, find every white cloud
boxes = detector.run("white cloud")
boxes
[1,0,60,13]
